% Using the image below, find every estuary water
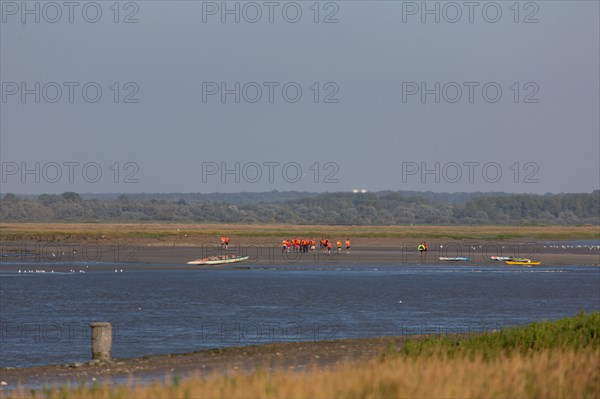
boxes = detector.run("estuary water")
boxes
[1,264,598,368]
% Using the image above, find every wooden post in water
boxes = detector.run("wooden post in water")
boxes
[89,322,112,362]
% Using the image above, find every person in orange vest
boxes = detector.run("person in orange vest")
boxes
[336,240,342,254]
[345,238,351,254]
[326,241,332,255]
[282,239,288,253]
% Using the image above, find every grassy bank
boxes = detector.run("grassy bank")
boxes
[7,313,600,399]
[1,222,599,241]
[398,310,600,359]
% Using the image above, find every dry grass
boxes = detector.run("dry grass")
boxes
[1,222,598,241]
[8,349,599,399]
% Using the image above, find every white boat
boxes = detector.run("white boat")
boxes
[490,256,514,261]
[187,255,249,265]
[439,257,470,261]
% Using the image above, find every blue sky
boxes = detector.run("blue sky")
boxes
[1,1,599,194]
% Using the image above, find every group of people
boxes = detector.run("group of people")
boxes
[218,235,352,255]
[281,238,314,253]
[282,238,351,255]
[218,236,431,257]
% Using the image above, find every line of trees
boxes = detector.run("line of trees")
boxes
[1,191,598,225]
[14,190,515,205]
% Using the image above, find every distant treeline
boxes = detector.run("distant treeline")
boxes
[14,190,515,205]
[1,191,598,225]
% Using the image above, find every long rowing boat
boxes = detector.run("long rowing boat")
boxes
[187,255,249,265]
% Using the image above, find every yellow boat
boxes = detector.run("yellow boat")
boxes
[505,259,541,266]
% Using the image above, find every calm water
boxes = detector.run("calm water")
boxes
[1,264,599,368]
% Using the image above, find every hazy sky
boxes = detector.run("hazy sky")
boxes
[1,1,598,195]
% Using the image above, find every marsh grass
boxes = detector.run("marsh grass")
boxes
[7,313,600,399]
[1,223,598,241]
[399,311,600,359]
[8,349,599,399]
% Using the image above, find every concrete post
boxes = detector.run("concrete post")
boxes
[89,322,112,362]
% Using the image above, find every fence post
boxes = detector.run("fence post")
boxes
[89,322,112,362]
